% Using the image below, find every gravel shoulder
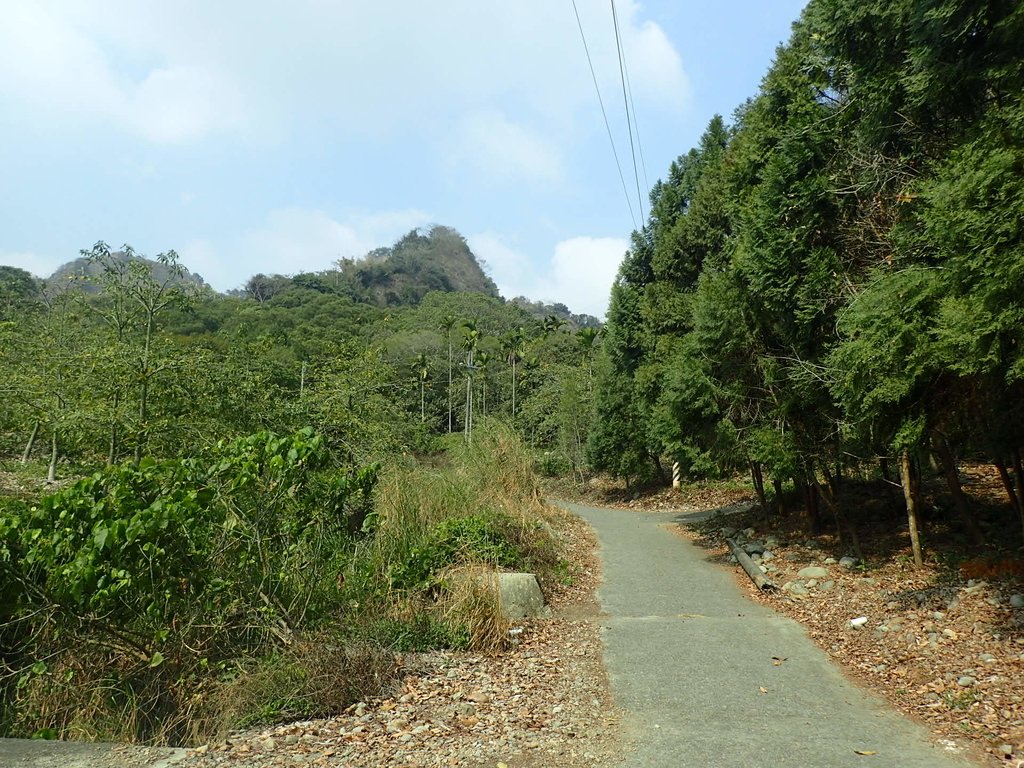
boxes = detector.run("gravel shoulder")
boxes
[179,509,620,768]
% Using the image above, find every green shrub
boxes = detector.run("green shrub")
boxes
[388,514,523,591]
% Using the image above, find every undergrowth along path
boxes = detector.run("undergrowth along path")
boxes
[559,501,981,768]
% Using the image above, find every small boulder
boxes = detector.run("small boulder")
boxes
[957,676,976,687]
[798,566,829,579]
[782,581,810,598]
[849,616,868,629]
[1009,593,1024,609]
[838,556,859,569]
[743,541,766,555]
[497,573,550,619]
[720,526,738,539]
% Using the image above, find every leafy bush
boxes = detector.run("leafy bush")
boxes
[388,514,523,591]
[0,428,379,743]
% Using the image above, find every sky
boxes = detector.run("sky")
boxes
[0,1,808,318]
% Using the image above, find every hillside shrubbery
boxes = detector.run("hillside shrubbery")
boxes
[0,424,561,745]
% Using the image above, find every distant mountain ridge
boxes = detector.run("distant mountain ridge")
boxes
[29,225,597,322]
[47,251,210,293]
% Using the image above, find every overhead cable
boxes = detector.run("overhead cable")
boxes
[610,0,646,223]
[571,0,638,231]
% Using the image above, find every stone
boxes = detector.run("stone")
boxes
[839,556,858,569]
[818,580,835,592]
[743,541,766,555]
[782,581,810,598]
[797,566,829,579]
[806,579,818,588]
[742,527,756,538]
[932,611,945,620]
[259,737,276,752]
[957,676,976,687]
[763,536,780,549]
[760,550,774,561]
[720,526,737,539]
[453,572,550,619]
[849,616,868,629]
[979,653,997,664]
[999,744,1014,757]
[1009,593,1024,609]
[824,557,838,565]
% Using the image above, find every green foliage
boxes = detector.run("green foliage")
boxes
[388,514,523,591]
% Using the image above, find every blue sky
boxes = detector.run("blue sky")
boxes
[0,1,807,317]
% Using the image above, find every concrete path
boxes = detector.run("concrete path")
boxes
[559,502,980,768]
[0,739,185,768]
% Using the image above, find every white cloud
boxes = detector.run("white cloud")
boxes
[470,233,627,318]
[0,3,245,144]
[182,207,433,291]
[0,1,688,146]
[447,111,564,185]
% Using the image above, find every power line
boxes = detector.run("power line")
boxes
[571,0,638,231]
[610,0,646,224]
[618,20,650,199]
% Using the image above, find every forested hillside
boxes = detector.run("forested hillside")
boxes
[587,0,1024,560]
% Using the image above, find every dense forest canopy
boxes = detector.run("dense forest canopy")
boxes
[587,0,1024,557]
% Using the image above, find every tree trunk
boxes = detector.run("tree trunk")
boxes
[1014,449,1024,547]
[899,449,924,567]
[880,456,902,510]
[21,421,39,464]
[773,476,785,517]
[135,316,154,467]
[447,335,453,434]
[801,477,821,535]
[994,457,1021,513]
[934,437,984,545]
[107,391,120,466]
[750,462,768,526]
[814,468,864,560]
[420,381,425,423]
[47,429,58,483]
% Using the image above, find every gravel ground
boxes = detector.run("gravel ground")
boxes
[180,512,620,768]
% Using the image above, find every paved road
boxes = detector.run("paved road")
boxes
[559,502,981,768]
[0,739,185,768]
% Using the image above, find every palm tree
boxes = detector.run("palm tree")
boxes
[439,314,458,433]
[577,327,601,382]
[461,321,480,442]
[501,327,527,422]
[475,351,492,418]
[413,352,429,423]
[543,314,567,335]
